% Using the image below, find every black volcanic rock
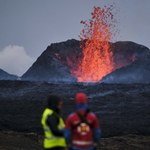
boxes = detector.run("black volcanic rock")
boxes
[101,41,150,83]
[0,80,150,137]
[111,41,150,69]
[0,69,18,80]
[22,39,150,83]
[22,39,80,82]
[22,55,76,82]
[102,59,150,83]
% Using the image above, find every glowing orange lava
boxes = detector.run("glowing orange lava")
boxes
[72,6,117,82]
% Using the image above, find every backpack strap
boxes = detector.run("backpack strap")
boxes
[76,110,92,128]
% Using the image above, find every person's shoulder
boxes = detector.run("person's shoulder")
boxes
[66,112,79,123]
[88,111,96,115]
[88,112,98,119]
[67,112,77,118]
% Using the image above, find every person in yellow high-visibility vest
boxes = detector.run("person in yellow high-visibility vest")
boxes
[41,95,67,150]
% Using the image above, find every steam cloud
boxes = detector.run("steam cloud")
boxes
[0,45,34,76]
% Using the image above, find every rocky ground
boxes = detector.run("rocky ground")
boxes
[0,80,150,149]
[0,131,150,150]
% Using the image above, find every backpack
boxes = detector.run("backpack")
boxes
[76,111,92,135]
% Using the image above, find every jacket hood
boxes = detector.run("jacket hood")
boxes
[47,95,62,113]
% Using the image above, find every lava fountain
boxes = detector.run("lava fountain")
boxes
[71,6,118,82]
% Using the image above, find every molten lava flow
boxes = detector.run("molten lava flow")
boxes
[72,6,118,82]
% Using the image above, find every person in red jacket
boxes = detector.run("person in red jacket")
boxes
[65,92,101,150]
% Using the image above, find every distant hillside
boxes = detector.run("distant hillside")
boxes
[102,41,150,83]
[102,59,150,83]
[0,69,18,80]
[22,39,80,82]
[110,41,150,69]
[22,39,150,83]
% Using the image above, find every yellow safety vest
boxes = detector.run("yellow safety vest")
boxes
[41,108,66,149]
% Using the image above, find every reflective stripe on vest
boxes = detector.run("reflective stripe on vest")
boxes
[72,140,93,146]
[41,108,66,148]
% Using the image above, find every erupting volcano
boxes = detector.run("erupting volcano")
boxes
[71,6,118,82]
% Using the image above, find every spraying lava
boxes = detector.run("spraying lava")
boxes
[71,6,118,82]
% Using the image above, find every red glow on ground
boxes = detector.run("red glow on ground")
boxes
[71,6,118,82]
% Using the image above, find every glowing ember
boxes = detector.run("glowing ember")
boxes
[72,6,118,82]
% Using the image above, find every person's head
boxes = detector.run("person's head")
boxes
[47,95,63,113]
[75,92,89,112]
